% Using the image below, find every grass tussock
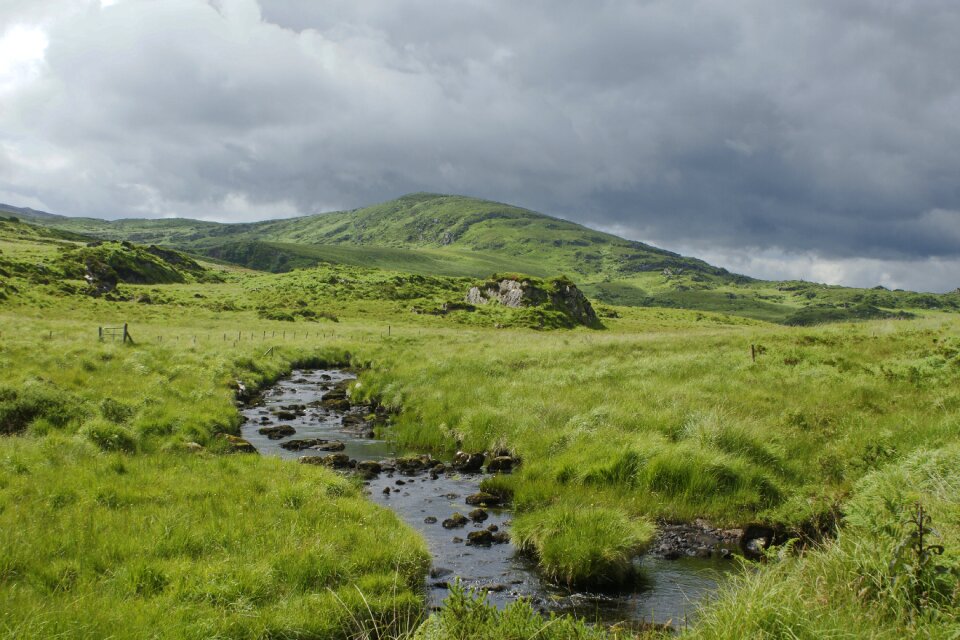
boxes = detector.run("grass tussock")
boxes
[511,504,655,588]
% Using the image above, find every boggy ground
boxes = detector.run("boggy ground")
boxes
[1,236,959,637]
[349,315,960,587]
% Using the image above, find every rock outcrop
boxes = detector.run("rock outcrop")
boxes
[465,274,601,328]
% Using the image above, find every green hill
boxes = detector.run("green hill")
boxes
[8,193,729,280]
[6,193,959,324]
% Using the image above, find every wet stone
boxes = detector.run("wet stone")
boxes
[466,530,493,546]
[465,492,503,506]
[468,508,489,523]
[298,453,352,469]
[442,513,468,529]
[280,438,328,451]
[311,441,346,451]
[258,425,295,439]
[424,516,438,524]
[356,461,382,474]
[452,451,485,473]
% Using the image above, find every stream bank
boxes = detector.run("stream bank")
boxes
[240,369,737,627]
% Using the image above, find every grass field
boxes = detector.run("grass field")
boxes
[1,220,959,637]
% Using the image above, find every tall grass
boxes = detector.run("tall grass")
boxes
[354,317,960,584]
[0,437,429,638]
[685,446,960,639]
[2,225,960,636]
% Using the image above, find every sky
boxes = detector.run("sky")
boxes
[0,0,958,292]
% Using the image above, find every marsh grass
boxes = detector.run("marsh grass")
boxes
[354,316,960,584]
[685,446,960,639]
[0,437,429,639]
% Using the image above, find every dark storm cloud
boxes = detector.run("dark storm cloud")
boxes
[1,0,959,290]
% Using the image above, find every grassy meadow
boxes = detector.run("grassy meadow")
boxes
[1,219,959,638]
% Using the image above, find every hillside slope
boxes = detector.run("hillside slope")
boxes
[6,195,959,324]
[6,194,731,281]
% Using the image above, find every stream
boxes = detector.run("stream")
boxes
[240,369,735,628]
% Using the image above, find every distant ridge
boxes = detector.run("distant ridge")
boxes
[5,193,958,323]
[0,202,65,221]
[2,192,734,282]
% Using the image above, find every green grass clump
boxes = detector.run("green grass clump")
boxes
[511,504,655,588]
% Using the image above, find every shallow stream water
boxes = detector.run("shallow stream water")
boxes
[241,369,734,628]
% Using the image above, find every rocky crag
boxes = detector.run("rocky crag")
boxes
[465,274,601,328]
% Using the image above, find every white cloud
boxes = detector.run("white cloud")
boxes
[671,244,960,294]
[0,25,47,96]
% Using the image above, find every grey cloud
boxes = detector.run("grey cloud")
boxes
[0,0,958,289]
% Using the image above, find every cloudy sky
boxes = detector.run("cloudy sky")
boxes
[1,0,958,291]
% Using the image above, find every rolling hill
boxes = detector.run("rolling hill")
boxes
[3,194,730,280]
[4,194,959,324]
